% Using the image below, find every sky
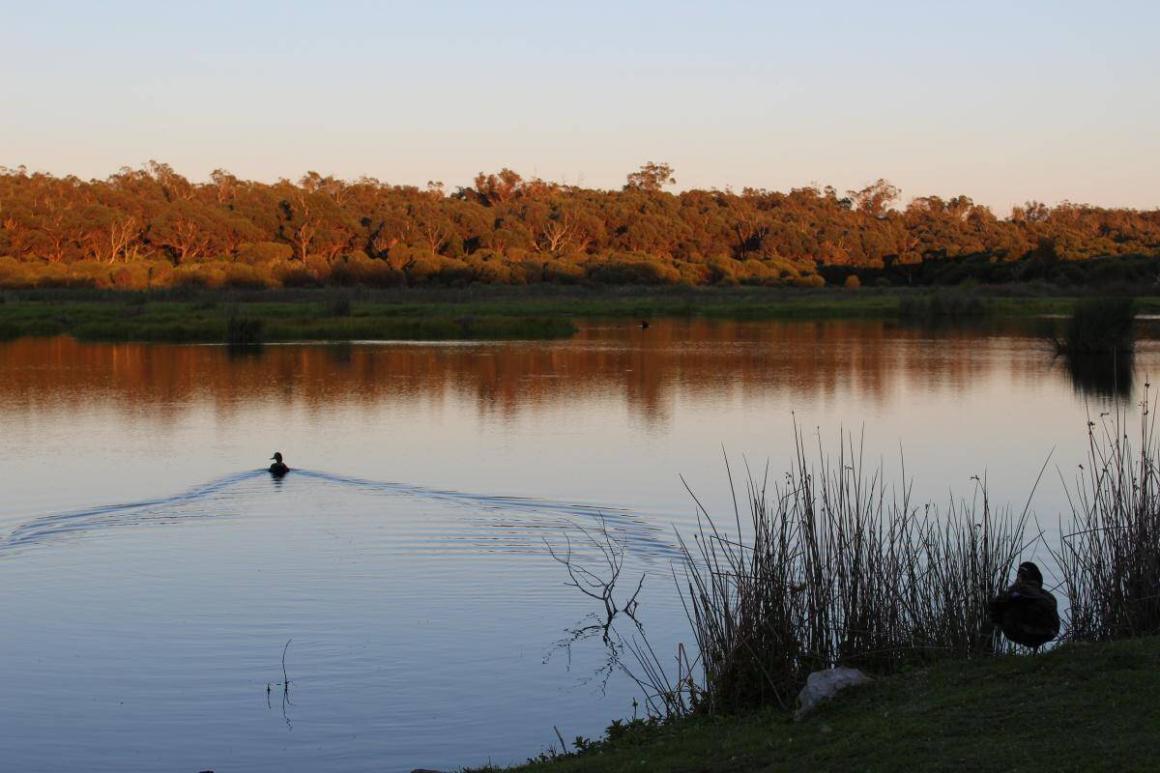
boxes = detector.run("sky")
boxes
[2,0,1158,212]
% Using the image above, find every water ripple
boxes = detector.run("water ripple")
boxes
[1,469,678,560]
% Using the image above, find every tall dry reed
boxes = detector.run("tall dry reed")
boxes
[1051,403,1160,641]
[667,427,1039,714]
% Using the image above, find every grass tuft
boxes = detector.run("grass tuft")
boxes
[652,429,1034,718]
[1051,405,1160,640]
[898,291,988,321]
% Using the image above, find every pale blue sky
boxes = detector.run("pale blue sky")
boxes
[2,0,1157,211]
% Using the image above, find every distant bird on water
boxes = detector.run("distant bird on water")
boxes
[989,561,1060,652]
[640,320,650,329]
[268,452,289,477]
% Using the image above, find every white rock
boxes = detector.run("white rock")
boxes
[794,666,871,720]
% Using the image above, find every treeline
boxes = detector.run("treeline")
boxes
[1,161,1158,290]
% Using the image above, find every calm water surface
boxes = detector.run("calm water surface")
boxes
[0,320,1152,772]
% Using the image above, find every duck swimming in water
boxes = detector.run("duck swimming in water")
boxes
[268,452,289,477]
[989,561,1060,652]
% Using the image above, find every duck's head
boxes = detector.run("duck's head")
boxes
[1017,561,1044,587]
[270,452,283,463]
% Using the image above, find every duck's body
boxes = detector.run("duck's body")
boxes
[268,452,289,477]
[990,561,1060,650]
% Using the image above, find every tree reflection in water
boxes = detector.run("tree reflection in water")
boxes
[1064,350,1134,401]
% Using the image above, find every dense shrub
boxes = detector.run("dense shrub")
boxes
[237,241,294,265]
[588,254,683,285]
[1,163,1157,289]
[1059,297,1136,354]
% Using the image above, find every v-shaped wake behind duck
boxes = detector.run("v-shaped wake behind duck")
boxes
[990,561,1060,652]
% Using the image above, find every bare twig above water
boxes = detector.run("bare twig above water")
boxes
[264,638,295,731]
[545,519,645,643]
[281,638,292,692]
[544,518,647,690]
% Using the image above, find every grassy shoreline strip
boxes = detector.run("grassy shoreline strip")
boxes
[0,300,578,342]
[2,288,1160,343]
[486,636,1160,772]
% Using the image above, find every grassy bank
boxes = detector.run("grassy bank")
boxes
[488,635,1160,772]
[0,296,577,342]
[2,285,1160,343]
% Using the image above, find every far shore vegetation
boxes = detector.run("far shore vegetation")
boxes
[3,161,1159,343]
[2,162,1159,295]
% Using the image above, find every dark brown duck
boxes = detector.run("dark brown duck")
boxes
[989,561,1060,651]
[268,451,289,477]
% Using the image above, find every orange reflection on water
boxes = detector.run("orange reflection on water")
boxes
[0,320,1044,428]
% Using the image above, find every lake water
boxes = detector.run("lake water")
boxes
[0,319,1153,772]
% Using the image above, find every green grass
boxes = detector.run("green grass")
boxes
[0,298,577,343]
[1,286,1159,343]
[486,636,1160,772]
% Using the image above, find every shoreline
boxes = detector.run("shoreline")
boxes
[472,635,1160,772]
[2,286,1158,344]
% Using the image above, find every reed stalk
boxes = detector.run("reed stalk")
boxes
[668,426,1038,714]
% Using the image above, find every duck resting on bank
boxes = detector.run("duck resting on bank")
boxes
[268,452,289,477]
[989,561,1060,652]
